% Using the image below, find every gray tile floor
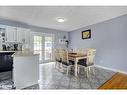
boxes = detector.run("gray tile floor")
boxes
[24,62,116,89]
[0,62,116,89]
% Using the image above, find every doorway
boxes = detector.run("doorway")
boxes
[33,33,54,63]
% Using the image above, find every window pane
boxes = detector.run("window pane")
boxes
[34,36,42,61]
[45,37,52,60]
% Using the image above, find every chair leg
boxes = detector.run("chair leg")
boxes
[86,67,89,78]
[61,64,66,72]
[92,66,95,75]
[55,62,57,69]
[84,67,88,78]
[87,66,91,74]
[67,69,69,76]
[60,63,64,71]
[88,66,91,72]
[55,62,56,68]
[67,66,70,76]
[77,66,80,74]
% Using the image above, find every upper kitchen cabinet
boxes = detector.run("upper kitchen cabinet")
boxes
[0,24,6,42]
[0,24,6,31]
[17,27,30,44]
[23,28,30,44]
[17,27,24,43]
[6,26,17,42]
[0,24,6,49]
[0,24,31,45]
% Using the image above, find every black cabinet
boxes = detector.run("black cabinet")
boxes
[0,52,14,72]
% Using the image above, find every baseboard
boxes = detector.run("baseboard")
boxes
[95,65,127,75]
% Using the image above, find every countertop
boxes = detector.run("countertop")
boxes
[12,51,39,57]
[0,51,17,53]
[0,50,39,57]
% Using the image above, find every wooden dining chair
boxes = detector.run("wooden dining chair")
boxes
[59,49,75,75]
[77,49,96,78]
[54,49,62,70]
[76,48,88,55]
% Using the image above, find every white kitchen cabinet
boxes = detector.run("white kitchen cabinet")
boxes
[23,28,30,44]
[17,27,24,43]
[13,53,39,89]
[1,24,31,47]
[0,24,6,44]
[17,27,30,44]
[6,26,17,42]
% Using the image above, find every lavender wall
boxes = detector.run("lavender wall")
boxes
[69,14,127,73]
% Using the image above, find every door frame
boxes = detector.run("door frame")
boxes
[43,33,55,63]
[32,32,55,63]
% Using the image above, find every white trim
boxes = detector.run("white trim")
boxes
[95,65,127,75]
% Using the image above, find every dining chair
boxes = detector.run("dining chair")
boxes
[59,49,75,75]
[77,49,96,78]
[76,48,88,55]
[54,49,62,70]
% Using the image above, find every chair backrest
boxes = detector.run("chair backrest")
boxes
[59,49,68,63]
[76,48,83,53]
[54,49,61,61]
[76,48,87,55]
[86,49,96,66]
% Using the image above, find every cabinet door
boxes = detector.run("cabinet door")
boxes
[17,27,24,43]
[17,28,30,44]
[13,28,17,42]
[6,26,17,42]
[0,24,6,49]
[24,29,30,44]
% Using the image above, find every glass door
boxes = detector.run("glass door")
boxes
[44,36,53,62]
[33,33,54,63]
[33,36,43,61]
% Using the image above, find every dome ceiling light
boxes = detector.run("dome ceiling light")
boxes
[56,17,66,22]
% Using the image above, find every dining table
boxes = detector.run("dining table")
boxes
[68,52,87,77]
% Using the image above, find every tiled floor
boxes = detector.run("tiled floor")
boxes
[0,62,116,89]
[24,62,116,89]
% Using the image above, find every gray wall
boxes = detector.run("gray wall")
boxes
[69,14,127,73]
[0,18,68,49]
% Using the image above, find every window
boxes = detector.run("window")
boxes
[33,33,54,63]
[45,36,53,60]
[34,36,42,61]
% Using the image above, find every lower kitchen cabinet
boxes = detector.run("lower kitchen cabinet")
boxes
[0,52,15,72]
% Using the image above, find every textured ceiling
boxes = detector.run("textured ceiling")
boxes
[0,6,127,32]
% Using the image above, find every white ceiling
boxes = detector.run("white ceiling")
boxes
[0,6,127,32]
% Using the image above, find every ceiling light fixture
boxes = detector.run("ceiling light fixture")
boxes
[56,17,66,22]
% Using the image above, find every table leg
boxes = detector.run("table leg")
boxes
[75,58,78,76]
